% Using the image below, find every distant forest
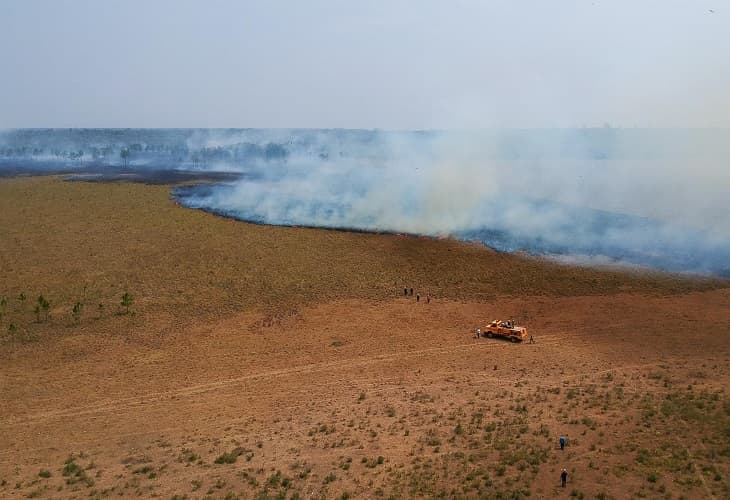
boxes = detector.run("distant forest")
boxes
[1,128,726,170]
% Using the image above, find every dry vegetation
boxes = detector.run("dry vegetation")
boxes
[1,176,729,499]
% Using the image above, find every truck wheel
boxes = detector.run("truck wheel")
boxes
[486,331,493,338]
[510,336,517,343]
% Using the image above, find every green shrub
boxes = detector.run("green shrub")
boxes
[214,450,240,464]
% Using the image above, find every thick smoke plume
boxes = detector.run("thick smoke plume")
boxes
[1,128,728,276]
[173,128,730,277]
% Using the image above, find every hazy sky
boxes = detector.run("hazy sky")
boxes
[1,0,728,129]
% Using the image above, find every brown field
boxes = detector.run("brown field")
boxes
[1,176,729,499]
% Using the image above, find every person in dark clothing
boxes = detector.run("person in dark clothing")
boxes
[416,293,420,302]
[561,469,568,487]
[559,436,566,450]
[410,288,413,296]
[404,287,408,296]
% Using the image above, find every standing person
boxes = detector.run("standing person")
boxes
[529,334,535,344]
[416,293,420,302]
[475,328,481,339]
[426,294,430,304]
[404,287,408,296]
[559,436,566,450]
[410,288,413,296]
[560,469,568,488]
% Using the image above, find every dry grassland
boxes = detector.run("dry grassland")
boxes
[1,176,729,499]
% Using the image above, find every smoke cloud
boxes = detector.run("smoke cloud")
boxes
[1,128,728,276]
[173,128,730,277]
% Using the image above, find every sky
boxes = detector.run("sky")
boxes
[1,0,729,129]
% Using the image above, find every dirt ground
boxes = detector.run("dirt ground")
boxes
[1,177,729,499]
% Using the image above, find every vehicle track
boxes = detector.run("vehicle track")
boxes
[1,339,664,430]
[1,342,488,426]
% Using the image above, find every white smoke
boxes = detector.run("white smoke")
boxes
[175,128,730,276]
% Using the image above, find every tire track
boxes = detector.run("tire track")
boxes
[2,342,489,426]
[0,358,666,466]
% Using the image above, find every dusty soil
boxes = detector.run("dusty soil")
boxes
[1,177,729,499]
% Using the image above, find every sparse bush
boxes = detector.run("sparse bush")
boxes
[265,470,281,487]
[72,302,83,323]
[214,449,242,464]
[62,459,83,477]
[636,448,651,465]
[178,449,198,463]
[34,295,50,322]
[121,292,134,314]
[62,457,93,486]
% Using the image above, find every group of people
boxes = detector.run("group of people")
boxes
[403,287,430,303]
[559,436,568,487]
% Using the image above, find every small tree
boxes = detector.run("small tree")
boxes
[72,302,83,324]
[17,292,26,302]
[121,292,133,314]
[37,295,50,322]
[120,148,130,168]
[42,299,50,320]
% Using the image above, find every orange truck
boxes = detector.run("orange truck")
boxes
[482,320,528,342]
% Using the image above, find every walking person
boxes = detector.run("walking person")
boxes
[560,468,568,488]
[559,435,566,450]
